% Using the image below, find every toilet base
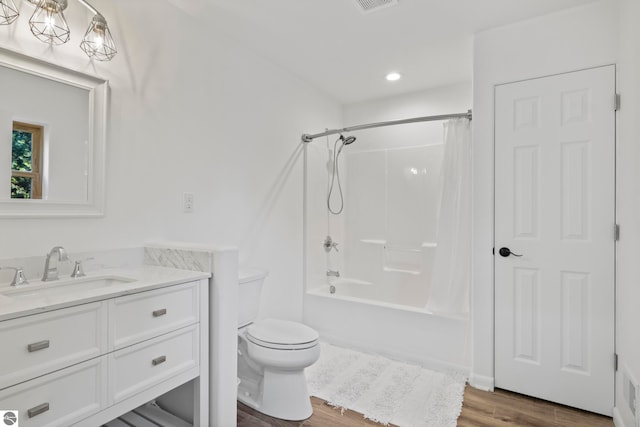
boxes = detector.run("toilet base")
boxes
[238,367,313,421]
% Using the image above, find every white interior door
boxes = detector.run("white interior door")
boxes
[494,65,615,416]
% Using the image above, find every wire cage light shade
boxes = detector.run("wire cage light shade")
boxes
[0,0,20,25]
[2,0,116,61]
[80,14,116,61]
[29,0,70,45]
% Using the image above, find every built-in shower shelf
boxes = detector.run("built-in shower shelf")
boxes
[359,239,438,249]
[383,267,421,275]
[360,239,386,245]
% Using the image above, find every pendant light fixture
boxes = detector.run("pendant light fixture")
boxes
[79,13,116,61]
[0,0,116,61]
[29,0,70,45]
[0,0,19,25]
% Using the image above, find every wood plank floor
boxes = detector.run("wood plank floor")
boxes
[237,385,614,427]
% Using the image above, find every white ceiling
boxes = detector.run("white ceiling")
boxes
[172,0,602,104]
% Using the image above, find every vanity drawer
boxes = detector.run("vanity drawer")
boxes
[0,357,107,427]
[109,281,199,350]
[0,301,107,389]
[109,324,199,403]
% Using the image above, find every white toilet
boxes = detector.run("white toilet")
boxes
[237,269,320,421]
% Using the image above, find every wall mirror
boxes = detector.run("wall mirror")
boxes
[0,47,107,218]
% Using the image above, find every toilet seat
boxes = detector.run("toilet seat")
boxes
[246,319,319,350]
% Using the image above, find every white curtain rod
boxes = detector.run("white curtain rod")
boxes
[301,109,472,143]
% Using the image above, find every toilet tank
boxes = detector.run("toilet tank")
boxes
[238,269,268,328]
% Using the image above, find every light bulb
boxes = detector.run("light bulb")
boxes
[385,72,402,82]
[29,0,70,45]
[80,14,117,61]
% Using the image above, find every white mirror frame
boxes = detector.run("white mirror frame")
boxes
[0,47,107,218]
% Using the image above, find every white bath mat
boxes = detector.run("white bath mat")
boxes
[305,342,466,427]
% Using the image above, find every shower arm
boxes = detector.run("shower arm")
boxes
[301,110,472,143]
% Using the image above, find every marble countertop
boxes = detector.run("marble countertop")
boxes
[0,266,211,321]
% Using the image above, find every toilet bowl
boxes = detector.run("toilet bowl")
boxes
[237,270,320,421]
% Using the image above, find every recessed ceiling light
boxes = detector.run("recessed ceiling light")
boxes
[386,72,402,82]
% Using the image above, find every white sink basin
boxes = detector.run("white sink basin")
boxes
[2,275,137,299]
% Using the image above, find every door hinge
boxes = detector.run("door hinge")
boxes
[615,224,620,241]
[615,353,619,371]
[615,93,621,111]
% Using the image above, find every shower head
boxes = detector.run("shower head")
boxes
[340,134,357,145]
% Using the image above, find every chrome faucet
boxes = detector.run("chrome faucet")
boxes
[326,269,340,278]
[1,266,28,287]
[70,260,85,278]
[42,246,69,282]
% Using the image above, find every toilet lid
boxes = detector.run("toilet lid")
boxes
[246,319,319,350]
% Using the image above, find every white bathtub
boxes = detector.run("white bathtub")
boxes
[304,280,470,372]
[318,277,429,309]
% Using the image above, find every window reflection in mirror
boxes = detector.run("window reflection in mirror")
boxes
[11,121,43,199]
[0,47,107,217]
[0,62,89,203]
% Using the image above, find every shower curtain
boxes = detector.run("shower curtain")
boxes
[426,118,471,314]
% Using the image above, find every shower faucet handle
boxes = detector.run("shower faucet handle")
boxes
[323,236,339,252]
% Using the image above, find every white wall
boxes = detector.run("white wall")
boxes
[471,0,619,390]
[0,0,341,322]
[344,83,472,151]
[615,0,640,425]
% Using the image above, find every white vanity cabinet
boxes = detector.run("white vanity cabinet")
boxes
[0,277,209,427]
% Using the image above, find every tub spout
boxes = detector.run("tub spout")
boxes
[326,269,340,278]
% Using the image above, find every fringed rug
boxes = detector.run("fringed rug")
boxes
[305,342,466,427]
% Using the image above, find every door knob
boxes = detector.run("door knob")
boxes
[499,247,522,257]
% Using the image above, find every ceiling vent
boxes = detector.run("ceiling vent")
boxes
[353,0,399,14]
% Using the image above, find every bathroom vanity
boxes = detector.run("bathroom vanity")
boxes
[0,266,210,426]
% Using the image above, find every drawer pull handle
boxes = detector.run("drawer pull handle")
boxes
[28,402,50,418]
[27,340,50,352]
[152,355,167,366]
[152,308,167,317]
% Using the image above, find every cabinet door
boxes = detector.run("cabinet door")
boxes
[108,324,199,404]
[0,357,107,427]
[0,301,107,388]
[109,282,199,350]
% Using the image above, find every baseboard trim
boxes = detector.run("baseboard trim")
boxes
[613,406,633,427]
[469,373,494,391]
